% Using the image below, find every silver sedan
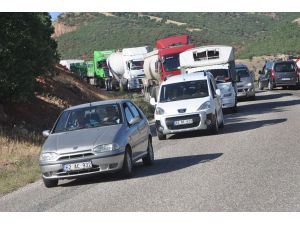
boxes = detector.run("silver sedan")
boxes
[39,99,154,188]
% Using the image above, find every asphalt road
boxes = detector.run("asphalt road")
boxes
[0,89,299,211]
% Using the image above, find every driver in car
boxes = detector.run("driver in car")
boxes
[102,105,120,124]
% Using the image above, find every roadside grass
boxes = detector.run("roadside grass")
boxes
[0,128,42,195]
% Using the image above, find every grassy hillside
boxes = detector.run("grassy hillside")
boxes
[56,12,300,59]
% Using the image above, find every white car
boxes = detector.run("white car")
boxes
[150,72,224,140]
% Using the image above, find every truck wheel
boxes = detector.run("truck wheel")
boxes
[157,130,166,140]
[43,177,58,188]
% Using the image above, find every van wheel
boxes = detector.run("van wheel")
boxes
[258,81,264,90]
[209,113,219,135]
[268,80,273,90]
[157,130,166,140]
[121,149,133,178]
[142,139,154,166]
[43,177,58,188]
[219,111,224,128]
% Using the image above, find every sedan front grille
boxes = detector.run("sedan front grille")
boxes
[57,152,95,161]
[165,114,200,130]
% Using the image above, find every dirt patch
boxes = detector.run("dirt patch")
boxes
[52,21,78,38]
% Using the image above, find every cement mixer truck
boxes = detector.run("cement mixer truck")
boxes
[107,46,150,91]
[143,35,194,100]
[179,45,240,112]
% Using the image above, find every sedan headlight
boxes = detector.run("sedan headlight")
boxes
[93,143,120,153]
[39,152,58,161]
[198,101,211,111]
[247,83,253,87]
[155,107,165,115]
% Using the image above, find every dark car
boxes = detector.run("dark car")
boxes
[258,60,299,90]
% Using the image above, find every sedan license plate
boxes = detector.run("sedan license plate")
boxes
[64,161,92,172]
[281,78,291,80]
[174,119,193,126]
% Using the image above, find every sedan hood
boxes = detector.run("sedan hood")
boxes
[42,125,122,154]
[237,77,253,87]
[157,97,210,116]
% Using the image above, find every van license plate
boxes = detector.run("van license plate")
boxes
[282,78,290,80]
[64,162,92,172]
[174,119,193,126]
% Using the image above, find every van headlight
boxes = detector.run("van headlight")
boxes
[155,107,165,115]
[247,83,253,87]
[39,152,58,161]
[93,144,120,153]
[198,101,211,111]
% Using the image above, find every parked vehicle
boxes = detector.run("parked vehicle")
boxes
[107,46,150,91]
[69,62,87,79]
[179,45,239,112]
[86,50,115,89]
[258,60,299,90]
[59,59,84,70]
[40,99,154,188]
[143,35,194,99]
[235,64,255,100]
[150,72,224,140]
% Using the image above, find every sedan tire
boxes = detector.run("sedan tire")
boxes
[43,177,58,188]
[142,139,154,166]
[121,149,133,178]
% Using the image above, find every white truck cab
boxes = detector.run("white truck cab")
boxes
[122,47,150,90]
[179,45,239,112]
[150,72,224,140]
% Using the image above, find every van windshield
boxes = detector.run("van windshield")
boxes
[160,80,209,102]
[163,54,180,72]
[274,62,296,72]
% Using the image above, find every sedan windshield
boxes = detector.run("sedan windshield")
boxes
[52,104,122,133]
[160,80,209,102]
[236,68,250,78]
[163,54,180,72]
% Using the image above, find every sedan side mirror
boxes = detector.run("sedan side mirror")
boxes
[129,116,141,125]
[216,89,221,97]
[150,97,156,106]
[42,130,50,137]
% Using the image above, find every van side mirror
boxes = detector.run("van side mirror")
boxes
[129,116,141,125]
[258,70,262,74]
[42,130,50,137]
[216,89,221,97]
[150,97,156,106]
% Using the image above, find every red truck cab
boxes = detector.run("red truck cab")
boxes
[156,35,194,81]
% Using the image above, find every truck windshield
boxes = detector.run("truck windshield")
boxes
[160,80,209,102]
[52,104,123,133]
[207,69,230,81]
[236,68,250,78]
[274,62,296,72]
[96,60,108,69]
[130,61,144,70]
[163,54,180,72]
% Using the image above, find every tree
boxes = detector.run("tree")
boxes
[0,13,58,103]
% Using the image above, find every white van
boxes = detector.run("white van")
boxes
[150,72,224,140]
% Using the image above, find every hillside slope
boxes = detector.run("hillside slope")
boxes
[55,12,300,59]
